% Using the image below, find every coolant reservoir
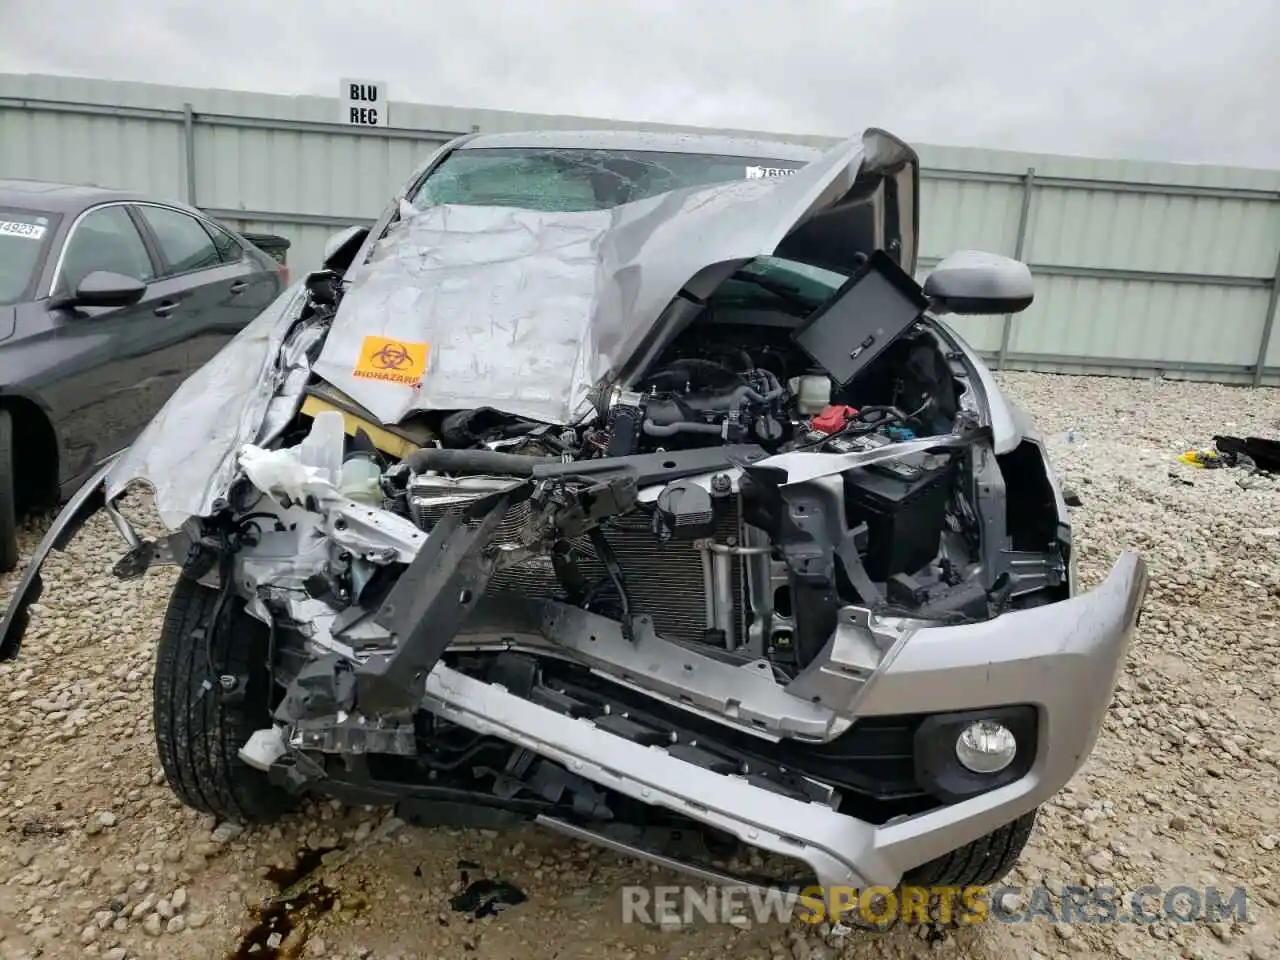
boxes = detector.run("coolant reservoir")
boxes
[339,453,383,506]
[790,375,832,415]
[299,410,345,486]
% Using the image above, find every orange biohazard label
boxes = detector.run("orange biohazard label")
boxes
[352,336,429,387]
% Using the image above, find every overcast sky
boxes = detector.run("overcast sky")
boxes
[1,0,1277,168]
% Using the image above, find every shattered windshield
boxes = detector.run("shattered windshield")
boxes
[408,147,809,213]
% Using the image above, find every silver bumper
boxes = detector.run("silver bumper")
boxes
[421,551,1147,890]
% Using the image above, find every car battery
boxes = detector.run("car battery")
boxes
[841,443,953,581]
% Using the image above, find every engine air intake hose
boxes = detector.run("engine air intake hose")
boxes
[405,447,557,476]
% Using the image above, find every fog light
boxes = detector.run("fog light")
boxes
[955,720,1017,774]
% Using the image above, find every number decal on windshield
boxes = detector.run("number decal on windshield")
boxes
[745,166,799,180]
[0,221,47,240]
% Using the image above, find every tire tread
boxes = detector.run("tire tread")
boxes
[901,808,1037,887]
[152,575,293,823]
[0,409,19,573]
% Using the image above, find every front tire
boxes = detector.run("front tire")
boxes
[0,409,19,573]
[901,808,1037,887]
[153,574,295,823]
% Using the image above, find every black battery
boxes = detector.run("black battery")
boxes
[842,454,952,581]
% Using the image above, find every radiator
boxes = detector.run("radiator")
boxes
[407,474,745,646]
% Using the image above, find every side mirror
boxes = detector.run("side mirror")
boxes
[923,251,1033,315]
[322,225,370,274]
[54,271,148,310]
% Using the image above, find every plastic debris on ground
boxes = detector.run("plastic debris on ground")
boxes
[1172,434,1279,491]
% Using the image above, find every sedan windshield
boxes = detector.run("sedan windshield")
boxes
[0,208,56,305]
[409,147,808,213]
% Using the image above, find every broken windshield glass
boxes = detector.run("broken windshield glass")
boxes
[408,147,809,213]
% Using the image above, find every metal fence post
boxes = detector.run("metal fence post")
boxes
[1252,246,1280,387]
[997,167,1036,370]
[183,102,197,205]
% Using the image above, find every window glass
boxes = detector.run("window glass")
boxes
[202,221,244,263]
[711,256,848,309]
[410,148,808,213]
[60,206,153,292]
[0,208,58,305]
[138,205,221,275]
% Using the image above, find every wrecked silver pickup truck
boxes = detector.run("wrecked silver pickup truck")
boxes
[1,128,1147,897]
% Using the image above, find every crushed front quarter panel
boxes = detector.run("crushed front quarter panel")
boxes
[103,284,308,530]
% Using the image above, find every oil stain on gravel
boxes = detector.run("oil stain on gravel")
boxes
[449,857,528,919]
[231,847,337,959]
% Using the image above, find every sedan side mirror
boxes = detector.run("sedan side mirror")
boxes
[323,225,370,274]
[923,251,1034,315]
[53,271,148,310]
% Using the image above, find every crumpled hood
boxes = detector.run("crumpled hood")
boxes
[105,129,919,529]
[312,129,918,426]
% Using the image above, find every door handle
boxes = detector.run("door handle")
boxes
[153,301,177,318]
[229,280,248,295]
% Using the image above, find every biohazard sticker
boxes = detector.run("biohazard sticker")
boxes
[352,335,429,387]
[0,220,47,240]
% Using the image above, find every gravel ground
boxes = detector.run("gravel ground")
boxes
[1,371,1277,960]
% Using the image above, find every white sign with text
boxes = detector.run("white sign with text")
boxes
[340,79,388,128]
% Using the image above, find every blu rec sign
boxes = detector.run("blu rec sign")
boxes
[340,79,388,128]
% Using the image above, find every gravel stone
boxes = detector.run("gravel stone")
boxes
[210,822,244,844]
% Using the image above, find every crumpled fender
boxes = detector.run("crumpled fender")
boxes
[0,456,119,660]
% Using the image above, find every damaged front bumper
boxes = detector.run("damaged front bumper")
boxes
[300,550,1147,891]
[1,448,1146,895]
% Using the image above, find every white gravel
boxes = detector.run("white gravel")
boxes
[1,371,1278,960]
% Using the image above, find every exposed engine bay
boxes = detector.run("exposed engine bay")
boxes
[126,246,1069,822]
[212,253,1068,696]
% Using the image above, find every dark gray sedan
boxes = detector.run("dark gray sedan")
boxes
[0,180,284,571]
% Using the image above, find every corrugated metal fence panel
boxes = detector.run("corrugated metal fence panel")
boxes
[1007,276,1271,364]
[918,176,1026,259]
[2,73,1278,384]
[916,142,1280,193]
[1028,187,1279,277]
[1269,315,1280,371]
[193,124,440,221]
[0,101,185,198]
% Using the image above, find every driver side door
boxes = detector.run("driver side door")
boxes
[33,204,188,481]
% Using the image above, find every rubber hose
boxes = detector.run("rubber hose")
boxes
[642,419,724,437]
[404,447,557,476]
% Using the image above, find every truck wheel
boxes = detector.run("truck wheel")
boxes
[0,409,19,573]
[901,808,1038,887]
[153,574,296,824]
